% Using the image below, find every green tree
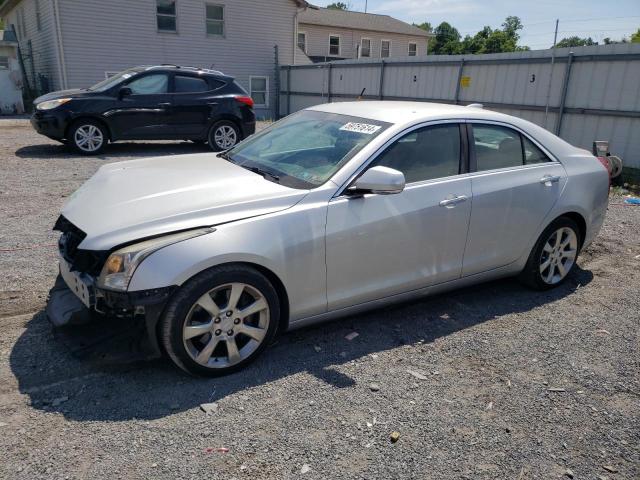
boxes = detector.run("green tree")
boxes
[0,18,4,29]
[631,29,640,43]
[431,22,461,54]
[414,22,433,33]
[555,36,597,48]
[326,2,350,9]
[502,16,523,42]
[483,29,517,53]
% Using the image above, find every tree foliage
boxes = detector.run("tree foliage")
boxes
[631,29,640,43]
[429,16,526,55]
[555,36,597,48]
[326,2,350,10]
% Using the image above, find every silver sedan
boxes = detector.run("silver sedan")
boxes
[49,102,609,376]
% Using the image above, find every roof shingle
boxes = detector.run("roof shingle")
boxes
[299,7,432,38]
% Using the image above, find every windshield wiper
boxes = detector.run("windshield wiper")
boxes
[244,165,280,182]
[218,150,233,161]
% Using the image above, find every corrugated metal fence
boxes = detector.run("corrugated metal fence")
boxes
[279,44,640,169]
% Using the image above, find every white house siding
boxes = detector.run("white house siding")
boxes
[0,43,25,113]
[298,23,428,61]
[3,0,62,93]
[52,0,300,119]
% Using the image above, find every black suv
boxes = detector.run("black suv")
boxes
[31,65,256,154]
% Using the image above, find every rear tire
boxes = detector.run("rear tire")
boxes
[208,120,240,151]
[519,216,581,290]
[160,265,280,377]
[68,119,108,155]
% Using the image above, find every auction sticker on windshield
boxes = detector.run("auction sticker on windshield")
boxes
[340,122,382,134]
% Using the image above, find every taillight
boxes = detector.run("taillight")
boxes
[235,96,254,108]
[596,156,612,187]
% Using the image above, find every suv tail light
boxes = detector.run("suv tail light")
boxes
[235,96,254,108]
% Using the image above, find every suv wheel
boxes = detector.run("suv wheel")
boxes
[160,265,280,376]
[208,121,240,151]
[69,120,108,155]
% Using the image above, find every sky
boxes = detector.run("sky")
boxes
[312,0,640,49]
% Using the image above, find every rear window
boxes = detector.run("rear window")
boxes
[174,75,209,93]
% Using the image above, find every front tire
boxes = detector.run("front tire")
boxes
[208,120,240,151]
[68,119,108,155]
[160,265,280,376]
[519,216,581,290]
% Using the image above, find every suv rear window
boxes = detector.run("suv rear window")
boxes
[174,75,209,93]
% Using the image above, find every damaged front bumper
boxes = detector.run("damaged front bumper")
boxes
[46,259,176,357]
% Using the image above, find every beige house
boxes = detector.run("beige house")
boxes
[296,7,432,63]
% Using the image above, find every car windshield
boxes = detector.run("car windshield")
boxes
[226,110,391,189]
[88,69,142,92]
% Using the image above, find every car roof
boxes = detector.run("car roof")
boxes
[308,101,512,126]
[137,65,230,78]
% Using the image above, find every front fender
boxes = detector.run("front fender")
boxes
[127,194,330,321]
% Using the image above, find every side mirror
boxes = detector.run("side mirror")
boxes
[118,86,132,99]
[350,166,405,195]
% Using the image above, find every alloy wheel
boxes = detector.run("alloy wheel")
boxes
[74,124,104,153]
[182,282,270,368]
[539,227,578,285]
[213,125,238,149]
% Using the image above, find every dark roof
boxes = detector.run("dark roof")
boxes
[299,7,432,38]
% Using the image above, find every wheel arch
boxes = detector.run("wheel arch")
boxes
[65,115,113,141]
[553,211,587,249]
[208,115,245,139]
[160,260,291,336]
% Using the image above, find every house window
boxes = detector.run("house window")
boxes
[381,40,390,58]
[408,42,417,56]
[329,35,340,56]
[156,0,177,32]
[250,76,268,107]
[35,0,42,31]
[297,32,307,52]
[0,56,9,69]
[205,4,224,36]
[360,38,371,57]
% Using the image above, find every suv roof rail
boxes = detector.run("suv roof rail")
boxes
[146,64,225,76]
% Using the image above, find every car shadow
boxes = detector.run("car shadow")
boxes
[14,141,209,160]
[9,267,593,422]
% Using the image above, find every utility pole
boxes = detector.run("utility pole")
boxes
[364,0,367,13]
[544,19,559,129]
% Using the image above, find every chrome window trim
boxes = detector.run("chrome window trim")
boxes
[332,119,466,198]
[465,119,560,175]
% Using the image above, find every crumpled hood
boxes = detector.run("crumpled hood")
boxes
[62,153,308,251]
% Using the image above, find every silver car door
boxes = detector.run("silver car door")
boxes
[325,123,473,311]
[462,122,567,277]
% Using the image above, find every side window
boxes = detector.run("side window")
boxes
[127,74,169,94]
[472,124,522,171]
[523,135,551,165]
[174,75,209,93]
[370,124,461,183]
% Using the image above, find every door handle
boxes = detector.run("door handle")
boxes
[540,175,561,186]
[439,195,468,207]
[158,102,172,108]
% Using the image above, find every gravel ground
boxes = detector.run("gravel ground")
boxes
[0,123,638,479]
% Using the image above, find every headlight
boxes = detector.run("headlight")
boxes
[36,98,72,110]
[97,228,214,291]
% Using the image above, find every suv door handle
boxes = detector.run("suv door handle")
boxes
[158,102,172,108]
[540,175,561,185]
[439,195,468,207]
